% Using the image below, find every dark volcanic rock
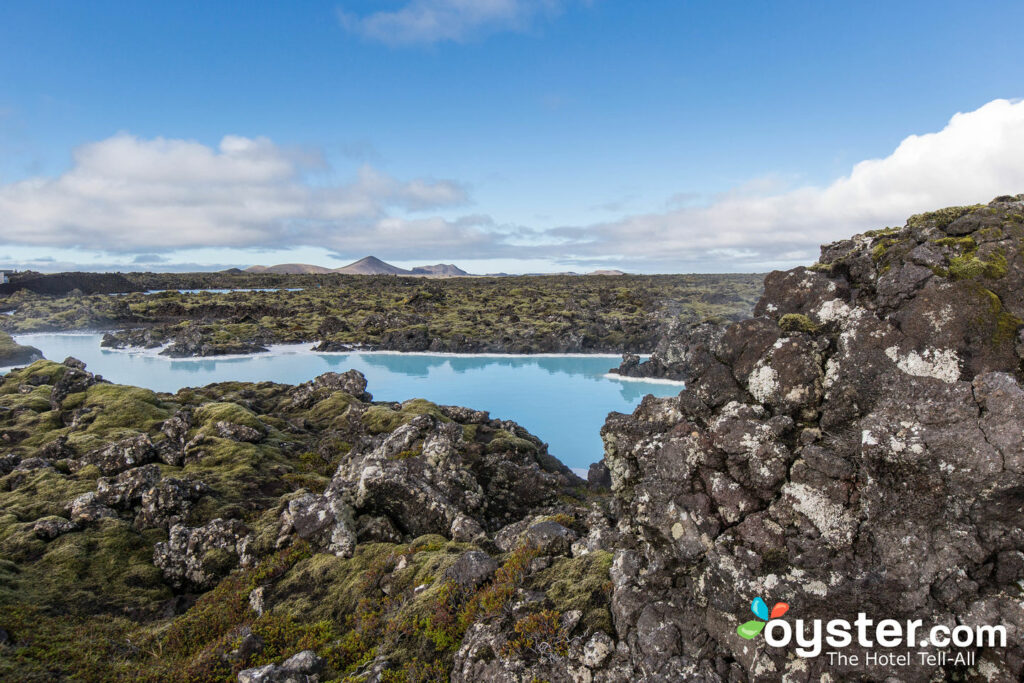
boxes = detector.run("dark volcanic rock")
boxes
[599,196,1024,681]
[153,518,255,590]
[159,322,269,357]
[443,550,499,588]
[79,433,157,475]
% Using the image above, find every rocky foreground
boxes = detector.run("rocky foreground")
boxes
[1,197,1023,681]
[604,196,1024,680]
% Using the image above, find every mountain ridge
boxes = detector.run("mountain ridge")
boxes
[245,256,470,277]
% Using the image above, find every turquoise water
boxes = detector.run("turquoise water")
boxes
[5,334,682,471]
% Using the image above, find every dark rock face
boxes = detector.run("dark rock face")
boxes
[275,408,583,557]
[444,550,499,588]
[600,197,1024,681]
[158,322,270,357]
[80,433,157,475]
[49,358,104,408]
[238,650,325,683]
[288,369,372,406]
[153,518,255,590]
[0,271,140,297]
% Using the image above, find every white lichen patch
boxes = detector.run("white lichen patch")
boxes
[781,482,855,546]
[748,363,779,403]
[884,346,961,384]
[816,298,854,323]
[924,305,956,334]
[823,357,841,391]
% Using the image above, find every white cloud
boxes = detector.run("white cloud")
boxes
[0,133,479,255]
[1,99,1023,273]
[551,98,1024,270]
[338,0,576,46]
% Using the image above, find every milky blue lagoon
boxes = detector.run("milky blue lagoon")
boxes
[5,333,683,471]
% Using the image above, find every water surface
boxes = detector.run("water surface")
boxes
[6,333,683,471]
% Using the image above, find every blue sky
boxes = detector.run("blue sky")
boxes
[1,0,1023,273]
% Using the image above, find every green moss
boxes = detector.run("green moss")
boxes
[363,399,448,435]
[933,236,977,249]
[976,226,1005,241]
[0,516,170,619]
[907,204,982,229]
[778,313,819,334]
[2,273,764,354]
[485,430,539,455]
[79,382,170,435]
[948,249,1008,280]
[194,401,265,431]
[871,238,898,262]
[0,469,94,541]
[0,360,66,392]
[390,446,424,460]
[0,383,53,412]
[530,550,614,633]
[305,392,359,428]
[981,289,1023,346]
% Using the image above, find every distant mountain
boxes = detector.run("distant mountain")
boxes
[246,263,336,274]
[245,256,471,277]
[590,269,626,276]
[335,256,411,275]
[410,263,468,277]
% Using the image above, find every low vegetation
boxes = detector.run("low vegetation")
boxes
[0,359,609,680]
[0,274,763,355]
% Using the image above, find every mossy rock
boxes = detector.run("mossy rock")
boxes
[530,550,614,633]
[193,401,266,431]
[907,204,983,229]
[363,399,448,435]
[948,249,1008,280]
[79,383,170,435]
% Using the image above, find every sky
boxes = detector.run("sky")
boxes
[1,0,1023,274]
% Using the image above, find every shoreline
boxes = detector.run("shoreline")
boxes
[602,372,686,386]
[11,332,644,362]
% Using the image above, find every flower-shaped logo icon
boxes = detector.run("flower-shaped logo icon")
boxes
[737,597,789,639]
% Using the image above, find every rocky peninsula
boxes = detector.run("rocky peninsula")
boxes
[0,197,1022,680]
[0,274,762,357]
[0,331,42,367]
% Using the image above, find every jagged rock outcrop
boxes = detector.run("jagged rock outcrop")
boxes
[155,322,271,357]
[153,518,256,590]
[238,650,325,683]
[600,196,1024,681]
[274,405,583,557]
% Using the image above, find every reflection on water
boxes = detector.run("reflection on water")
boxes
[8,334,682,469]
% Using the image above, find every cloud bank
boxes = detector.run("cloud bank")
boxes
[1,99,1023,271]
[555,98,1024,270]
[338,0,576,46]
[0,133,482,257]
